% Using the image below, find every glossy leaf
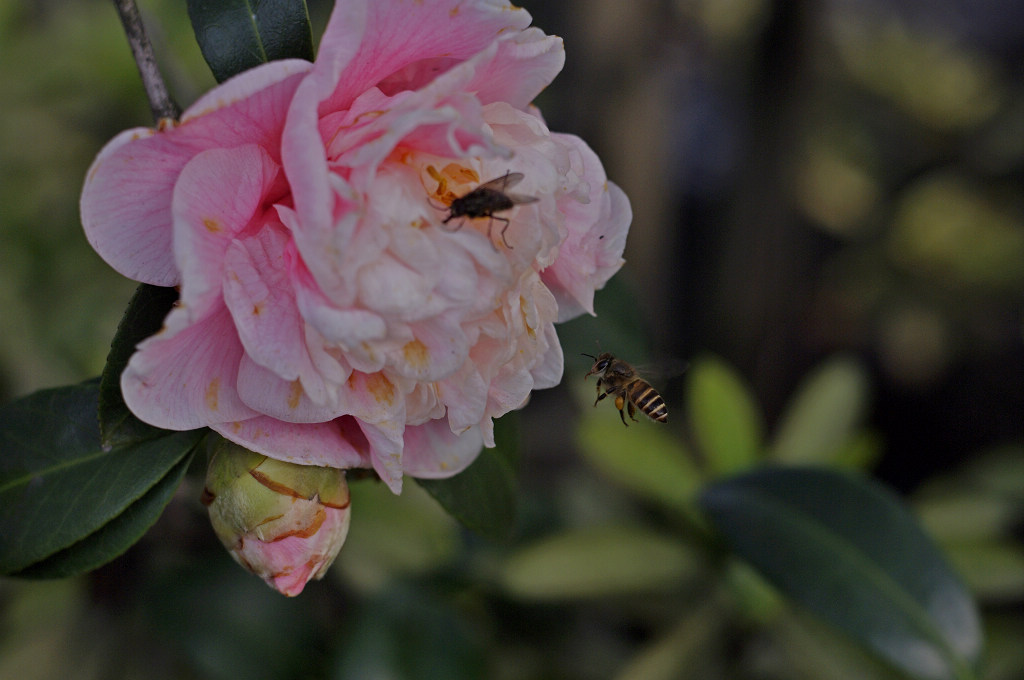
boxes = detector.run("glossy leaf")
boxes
[578,403,701,513]
[0,382,204,574]
[686,355,764,475]
[99,283,179,447]
[771,356,870,464]
[13,449,196,578]
[416,415,518,540]
[700,467,983,680]
[500,526,699,600]
[187,0,314,83]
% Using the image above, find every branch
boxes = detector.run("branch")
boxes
[111,0,180,123]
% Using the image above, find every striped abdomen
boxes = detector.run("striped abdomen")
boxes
[626,379,668,423]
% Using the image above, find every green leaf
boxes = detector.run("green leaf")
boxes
[771,356,870,464]
[330,585,485,680]
[686,355,764,475]
[187,0,314,83]
[99,283,179,448]
[577,401,701,513]
[700,467,983,680]
[0,382,204,574]
[499,526,699,600]
[12,449,196,578]
[416,415,518,540]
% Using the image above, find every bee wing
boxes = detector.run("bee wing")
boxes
[478,172,525,191]
[634,358,690,381]
[505,192,539,205]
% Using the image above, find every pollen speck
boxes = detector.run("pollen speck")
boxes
[253,302,264,316]
[205,378,220,411]
[203,217,223,233]
[287,379,303,410]
[403,339,429,369]
[365,372,395,406]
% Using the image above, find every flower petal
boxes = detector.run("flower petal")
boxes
[174,145,282,322]
[80,60,309,286]
[318,0,533,113]
[212,415,370,469]
[122,302,257,430]
[540,134,630,321]
[402,419,484,478]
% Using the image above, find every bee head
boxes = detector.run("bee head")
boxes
[582,352,614,379]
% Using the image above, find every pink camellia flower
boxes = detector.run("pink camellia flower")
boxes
[81,0,629,494]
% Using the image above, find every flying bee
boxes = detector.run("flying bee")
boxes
[440,171,538,248]
[583,352,668,426]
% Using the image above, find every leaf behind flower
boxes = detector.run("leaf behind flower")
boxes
[0,381,204,575]
[187,0,315,83]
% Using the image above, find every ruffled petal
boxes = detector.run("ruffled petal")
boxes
[318,0,533,113]
[402,419,484,478]
[122,302,257,430]
[174,145,282,322]
[212,415,369,469]
[81,60,309,286]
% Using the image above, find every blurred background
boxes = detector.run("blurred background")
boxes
[1,0,1021,678]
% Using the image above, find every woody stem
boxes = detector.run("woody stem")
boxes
[111,0,181,123]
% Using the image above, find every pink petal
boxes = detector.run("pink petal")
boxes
[437,361,489,433]
[530,324,565,390]
[212,415,370,469]
[173,145,282,322]
[466,28,565,110]
[402,419,484,479]
[122,302,257,430]
[81,61,309,286]
[539,134,631,321]
[384,314,469,382]
[235,355,342,423]
[221,224,310,381]
[357,419,405,494]
[317,0,533,114]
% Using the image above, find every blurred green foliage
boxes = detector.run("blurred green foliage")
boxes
[1,0,1022,679]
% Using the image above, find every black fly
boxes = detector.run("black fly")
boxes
[442,171,538,248]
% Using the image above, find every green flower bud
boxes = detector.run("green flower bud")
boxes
[202,437,351,596]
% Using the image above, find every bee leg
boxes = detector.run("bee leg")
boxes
[627,401,638,422]
[615,395,629,426]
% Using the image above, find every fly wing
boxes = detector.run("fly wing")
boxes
[478,172,525,191]
[505,192,539,205]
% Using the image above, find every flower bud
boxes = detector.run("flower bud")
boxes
[201,437,351,596]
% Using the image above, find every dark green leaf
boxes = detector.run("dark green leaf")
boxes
[416,415,518,540]
[330,585,485,680]
[686,355,764,475]
[99,283,178,447]
[187,0,314,83]
[0,382,204,574]
[13,448,197,578]
[700,467,983,680]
